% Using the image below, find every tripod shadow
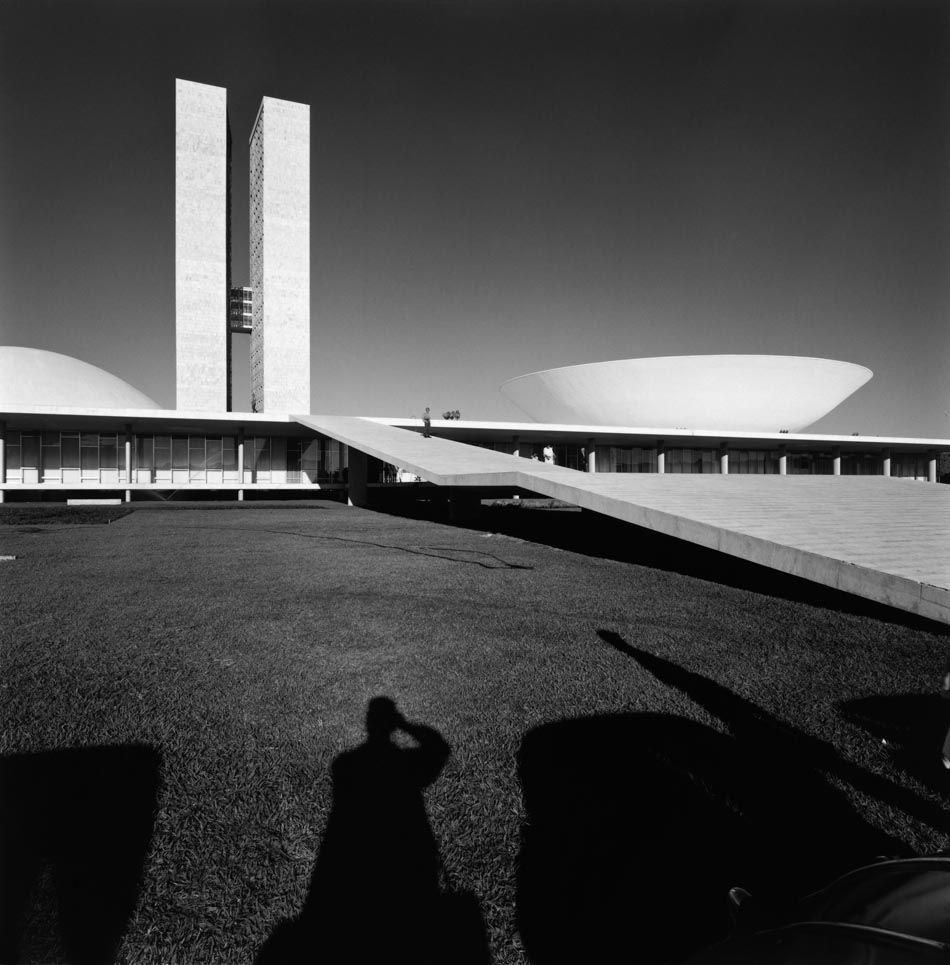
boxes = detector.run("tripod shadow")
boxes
[597,630,949,834]
[0,744,161,965]
[515,633,936,964]
[257,697,490,965]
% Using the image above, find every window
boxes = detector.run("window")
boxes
[135,435,153,470]
[154,436,171,472]
[842,453,880,476]
[789,454,814,475]
[100,434,118,470]
[732,450,775,474]
[222,437,236,470]
[61,434,80,469]
[189,436,206,472]
[81,433,98,472]
[21,435,39,470]
[6,432,21,471]
[301,439,320,476]
[287,438,302,482]
[206,437,222,471]
[172,437,188,470]
[252,437,270,472]
[893,454,925,479]
[42,434,61,472]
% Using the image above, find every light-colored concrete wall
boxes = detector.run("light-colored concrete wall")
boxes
[249,114,264,411]
[501,356,873,432]
[176,79,229,411]
[250,96,310,413]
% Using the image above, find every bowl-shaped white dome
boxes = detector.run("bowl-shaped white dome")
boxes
[0,346,159,409]
[501,355,872,432]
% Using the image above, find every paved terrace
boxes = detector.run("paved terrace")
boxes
[298,415,950,625]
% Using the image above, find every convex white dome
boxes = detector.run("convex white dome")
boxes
[0,346,159,409]
[501,355,873,432]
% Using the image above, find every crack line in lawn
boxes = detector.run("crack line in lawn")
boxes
[163,525,534,570]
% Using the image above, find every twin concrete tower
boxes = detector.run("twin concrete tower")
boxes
[175,79,310,413]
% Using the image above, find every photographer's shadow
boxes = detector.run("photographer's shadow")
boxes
[257,697,489,965]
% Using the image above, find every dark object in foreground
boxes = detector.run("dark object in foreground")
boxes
[516,711,907,964]
[0,745,161,964]
[688,855,950,963]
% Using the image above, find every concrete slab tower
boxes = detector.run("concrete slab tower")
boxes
[175,79,230,411]
[249,96,310,413]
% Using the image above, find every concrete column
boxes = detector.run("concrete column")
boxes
[719,444,729,475]
[656,440,665,475]
[125,489,132,503]
[832,446,841,476]
[929,451,938,484]
[511,435,520,459]
[0,420,6,503]
[237,430,245,489]
[587,437,596,473]
[881,448,891,478]
[778,446,787,476]
[125,424,132,485]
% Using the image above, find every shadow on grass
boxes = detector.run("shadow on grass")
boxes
[257,698,490,965]
[0,744,161,964]
[515,632,935,964]
[599,631,949,833]
[445,506,946,630]
[839,693,950,798]
[516,711,908,964]
[183,524,535,570]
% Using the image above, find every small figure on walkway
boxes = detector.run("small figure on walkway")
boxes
[542,444,555,465]
[423,407,431,438]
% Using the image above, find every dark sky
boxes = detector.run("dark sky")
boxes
[1,0,948,435]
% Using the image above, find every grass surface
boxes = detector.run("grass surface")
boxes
[1,504,947,964]
[0,505,132,526]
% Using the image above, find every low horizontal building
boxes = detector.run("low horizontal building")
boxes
[0,409,944,503]
[0,347,945,501]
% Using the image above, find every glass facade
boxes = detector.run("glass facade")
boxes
[451,438,934,479]
[892,454,930,480]
[602,446,659,473]
[286,437,344,484]
[730,450,780,474]
[665,448,720,474]
[841,453,882,476]
[2,430,344,486]
[0,428,936,487]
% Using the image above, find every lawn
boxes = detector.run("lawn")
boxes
[1,503,947,964]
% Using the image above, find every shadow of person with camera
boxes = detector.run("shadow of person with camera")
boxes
[257,696,489,964]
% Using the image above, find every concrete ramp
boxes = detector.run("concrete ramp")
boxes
[297,415,950,624]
